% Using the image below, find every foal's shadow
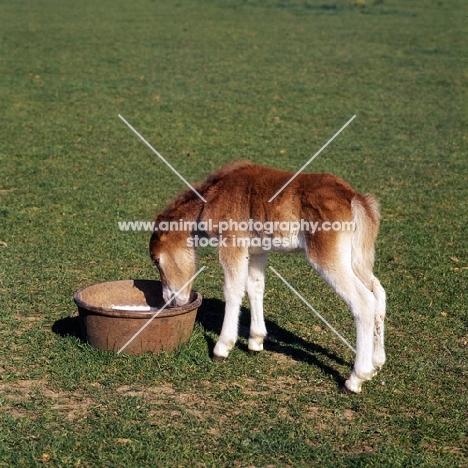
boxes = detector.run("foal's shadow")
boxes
[196,298,351,387]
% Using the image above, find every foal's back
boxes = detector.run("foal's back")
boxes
[199,161,358,227]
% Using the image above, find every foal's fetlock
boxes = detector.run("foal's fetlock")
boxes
[248,336,265,353]
[344,365,376,393]
[345,373,370,394]
[372,349,386,370]
[213,339,234,360]
[358,367,377,381]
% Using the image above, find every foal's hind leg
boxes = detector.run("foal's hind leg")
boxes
[325,268,377,393]
[246,253,268,353]
[331,270,377,393]
[307,238,377,393]
[213,246,249,360]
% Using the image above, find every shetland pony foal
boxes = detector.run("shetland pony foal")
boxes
[150,162,386,393]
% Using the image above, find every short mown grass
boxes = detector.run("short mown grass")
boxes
[0,0,467,466]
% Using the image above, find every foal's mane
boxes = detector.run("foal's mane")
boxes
[157,160,253,222]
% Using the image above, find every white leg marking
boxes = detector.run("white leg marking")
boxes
[246,253,268,352]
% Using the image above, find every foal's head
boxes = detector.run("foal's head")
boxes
[149,229,196,307]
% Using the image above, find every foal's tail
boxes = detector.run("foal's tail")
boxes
[351,194,380,289]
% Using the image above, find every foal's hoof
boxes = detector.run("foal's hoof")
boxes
[248,350,261,356]
[212,354,225,362]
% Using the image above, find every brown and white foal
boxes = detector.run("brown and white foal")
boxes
[150,161,386,393]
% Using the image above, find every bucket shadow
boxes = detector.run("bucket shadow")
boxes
[52,315,86,342]
[196,297,351,387]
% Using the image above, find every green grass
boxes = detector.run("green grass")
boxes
[0,0,467,466]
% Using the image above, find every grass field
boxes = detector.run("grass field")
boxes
[0,0,467,466]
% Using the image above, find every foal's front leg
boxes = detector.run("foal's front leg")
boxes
[213,246,249,360]
[247,253,268,353]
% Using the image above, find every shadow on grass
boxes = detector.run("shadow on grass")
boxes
[196,298,351,388]
[52,316,86,342]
